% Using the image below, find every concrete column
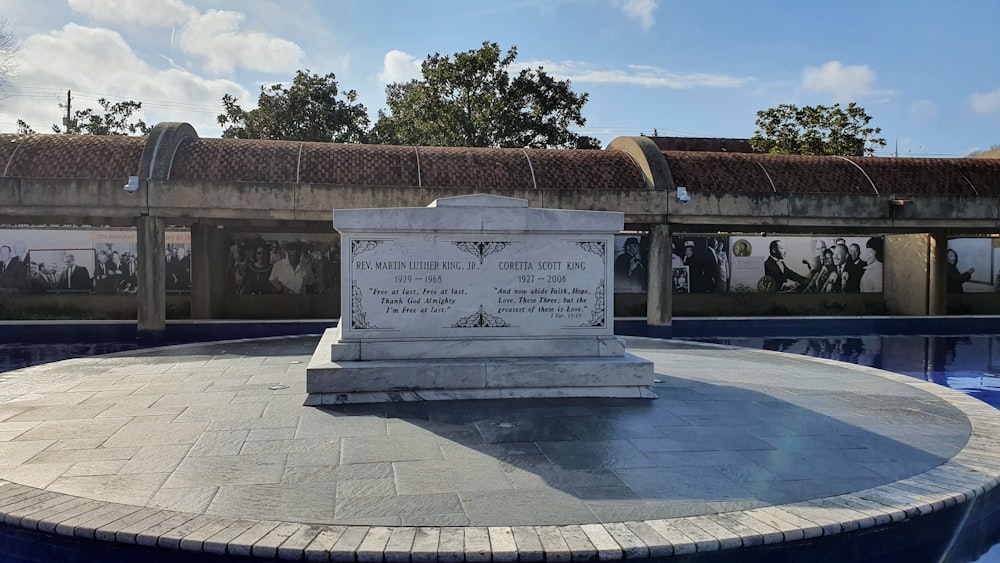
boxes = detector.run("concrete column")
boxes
[884,234,930,315]
[137,215,166,340]
[928,229,948,315]
[190,223,226,319]
[645,224,672,326]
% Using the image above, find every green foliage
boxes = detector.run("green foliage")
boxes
[217,70,370,142]
[750,102,886,157]
[372,41,600,149]
[24,98,151,135]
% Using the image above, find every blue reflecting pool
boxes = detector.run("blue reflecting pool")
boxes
[694,335,1000,411]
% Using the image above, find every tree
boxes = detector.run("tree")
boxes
[217,70,370,143]
[0,18,15,92]
[372,41,600,149]
[749,103,886,157]
[19,97,150,135]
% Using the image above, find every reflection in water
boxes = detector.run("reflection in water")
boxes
[700,335,1000,411]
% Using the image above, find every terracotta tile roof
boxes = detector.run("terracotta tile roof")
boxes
[665,150,1000,195]
[662,152,773,193]
[300,143,419,186]
[169,138,298,183]
[845,157,983,196]
[527,148,645,189]
[416,147,532,189]
[955,159,1000,196]
[763,154,873,194]
[0,134,144,178]
[168,139,644,189]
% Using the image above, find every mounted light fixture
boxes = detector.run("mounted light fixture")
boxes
[676,186,691,203]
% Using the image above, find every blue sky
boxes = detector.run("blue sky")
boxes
[2,0,998,157]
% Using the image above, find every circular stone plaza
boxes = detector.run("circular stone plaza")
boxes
[1,335,999,562]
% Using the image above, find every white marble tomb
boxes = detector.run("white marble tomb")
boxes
[305,194,655,404]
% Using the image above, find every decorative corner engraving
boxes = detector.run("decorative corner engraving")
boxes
[577,241,605,258]
[452,241,511,264]
[351,280,376,329]
[582,278,606,327]
[351,240,384,257]
[452,305,510,328]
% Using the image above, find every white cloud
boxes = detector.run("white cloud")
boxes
[0,23,247,136]
[801,61,877,100]
[969,88,1000,114]
[377,50,422,84]
[526,60,749,89]
[908,99,937,120]
[68,0,196,26]
[68,1,304,76]
[177,10,303,75]
[615,0,657,31]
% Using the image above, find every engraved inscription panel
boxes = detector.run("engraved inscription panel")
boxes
[343,233,612,340]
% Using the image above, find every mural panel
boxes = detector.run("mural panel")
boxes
[0,228,189,295]
[226,233,340,296]
[728,235,884,293]
[946,238,996,293]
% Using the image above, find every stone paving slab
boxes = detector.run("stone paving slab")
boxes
[0,335,998,560]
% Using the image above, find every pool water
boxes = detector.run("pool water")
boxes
[692,335,1000,411]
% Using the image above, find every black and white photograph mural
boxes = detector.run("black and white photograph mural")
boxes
[613,234,648,293]
[671,235,730,293]
[226,233,340,295]
[0,228,189,295]
[946,237,998,293]
[727,235,885,293]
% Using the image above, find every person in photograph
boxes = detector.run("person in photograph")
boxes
[763,239,809,291]
[809,239,828,273]
[825,243,851,293]
[683,239,716,293]
[167,246,191,291]
[241,245,275,295]
[56,253,92,291]
[845,243,865,293]
[30,261,58,293]
[615,237,647,290]
[946,248,975,293]
[119,252,138,292]
[0,244,29,291]
[859,237,884,293]
[803,248,834,292]
[93,250,116,294]
[270,241,315,294]
[707,237,728,293]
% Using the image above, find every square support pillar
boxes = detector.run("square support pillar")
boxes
[137,215,166,339]
[645,224,672,326]
[190,223,226,319]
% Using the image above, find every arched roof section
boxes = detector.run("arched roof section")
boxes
[416,147,532,189]
[759,154,874,194]
[161,138,646,190]
[0,134,144,179]
[956,159,1000,196]
[527,148,646,189]
[847,157,980,196]
[299,143,419,186]
[169,138,300,183]
[662,151,772,193]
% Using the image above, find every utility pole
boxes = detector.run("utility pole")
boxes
[61,90,76,133]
